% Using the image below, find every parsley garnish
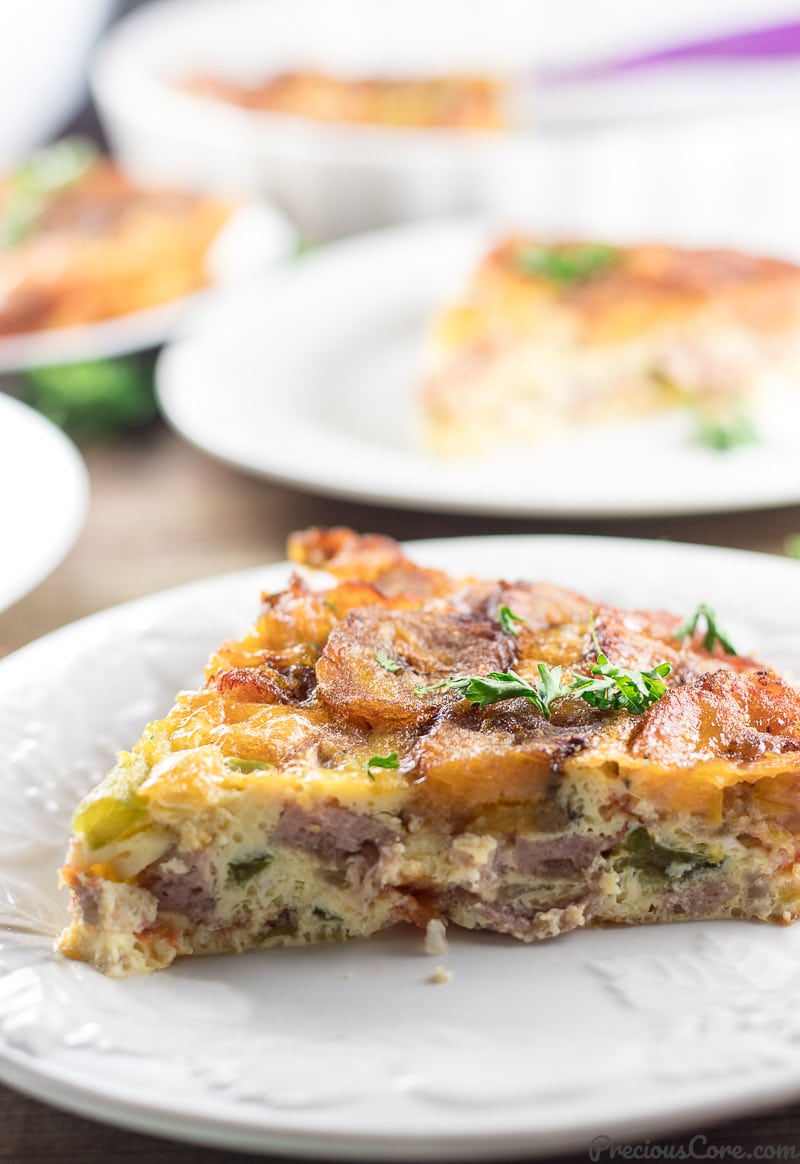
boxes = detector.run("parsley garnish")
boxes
[569,658,671,715]
[416,665,571,720]
[376,650,402,673]
[416,620,671,717]
[497,605,526,636]
[366,752,400,781]
[674,603,737,656]
[785,534,800,560]
[516,242,620,285]
[693,400,760,452]
[567,614,671,713]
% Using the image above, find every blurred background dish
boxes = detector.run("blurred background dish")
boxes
[92,0,530,240]
[93,0,800,240]
[155,218,800,518]
[0,138,296,371]
[0,199,295,370]
[0,393,88,613]
[0,0,113,169]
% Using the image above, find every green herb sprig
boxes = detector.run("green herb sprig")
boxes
[416,609,672,718]
[376,650,402,673]
[516,243,620,286]
[693,400,760,452]
[569,658,671,715]
[497,605,526,636]
[366,752,400,781]
[571,615,672,713]
[416,665,572,720]
[416,653,670,717]
[674,603,737,656]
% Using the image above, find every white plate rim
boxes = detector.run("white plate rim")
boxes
[0,394,88,613]
[2,533,800,1156]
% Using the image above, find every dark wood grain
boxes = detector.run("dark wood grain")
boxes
[0,1075,799,1162]
[2,420,800,1160]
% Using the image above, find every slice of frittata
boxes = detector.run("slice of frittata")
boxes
[59,529,800,976]
[420,237,800,455]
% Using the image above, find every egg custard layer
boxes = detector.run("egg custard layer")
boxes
[59,530,800,976]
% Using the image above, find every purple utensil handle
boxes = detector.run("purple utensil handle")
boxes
[542,19,800,85]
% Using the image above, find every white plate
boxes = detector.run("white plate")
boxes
[0,201,296,372]
[2,534,800,1157]
[157,219,800,519]
[0,394,88,613]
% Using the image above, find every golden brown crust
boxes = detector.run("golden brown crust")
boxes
[630,669,800,768]
[205,531,793,819]
[454,237,800,345]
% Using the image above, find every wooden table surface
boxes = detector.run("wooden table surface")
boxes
[2,419,800,1162]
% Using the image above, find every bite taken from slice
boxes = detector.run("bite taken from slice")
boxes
[59,529,800,976]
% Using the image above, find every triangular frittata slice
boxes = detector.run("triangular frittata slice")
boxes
[59,529,800,975]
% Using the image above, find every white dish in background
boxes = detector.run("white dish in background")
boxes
[2,535,800,1156]
[157,218,800,519]
[0,200,296,372]
[0,394,88,613]
[0,0,113,169]
[91,0,800,241]
[92,0,530,241]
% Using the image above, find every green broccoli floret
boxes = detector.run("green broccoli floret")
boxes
[23,356,157,442]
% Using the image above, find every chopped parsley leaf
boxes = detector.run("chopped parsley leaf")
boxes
[674,603,737,656]
[417,627,671,718]
[416,665,571,720]
[516,242,620,285]
[569,658,671,715]
[693,400,761,452]
[366,752,400,781]
[565,611,671,713]
[497,604,526,636]
[376,650,402,673]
